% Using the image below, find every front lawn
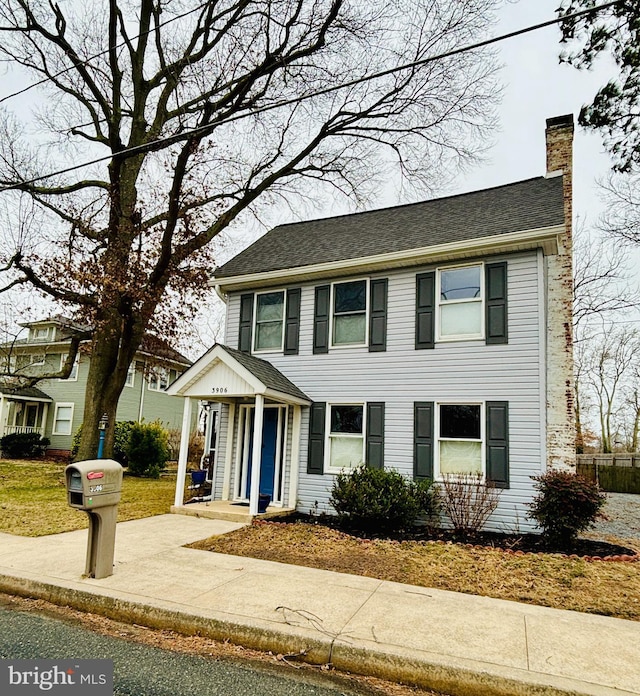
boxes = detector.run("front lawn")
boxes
[0,459,176,536]
[188,518,640,621]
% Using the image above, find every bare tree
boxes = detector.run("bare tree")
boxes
[572,220,639,451]
[583,327,639,453]
[0,0,500,458]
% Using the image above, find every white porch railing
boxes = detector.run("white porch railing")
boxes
[3,425,45,436]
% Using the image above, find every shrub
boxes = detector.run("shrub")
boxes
[528,469,607,547]
[437,473,502,534]
[0,432,50,459]
[126,421,170,478]
[71,421,135,465]
[329,465,438,533]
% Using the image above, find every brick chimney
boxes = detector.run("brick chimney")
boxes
[544,114,575,471]
[545,114,574,241]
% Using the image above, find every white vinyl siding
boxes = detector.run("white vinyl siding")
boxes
[223,251,543,532]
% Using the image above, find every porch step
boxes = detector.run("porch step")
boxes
[170,503,296,524]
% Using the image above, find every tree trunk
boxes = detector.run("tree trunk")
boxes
[575,384,584,454]
[75,308,143,461]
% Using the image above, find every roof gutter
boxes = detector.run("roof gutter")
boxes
[211,225,563,292]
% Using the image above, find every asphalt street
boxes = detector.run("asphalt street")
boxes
[0,603,365,696]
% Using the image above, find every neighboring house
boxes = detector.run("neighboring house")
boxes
[0,316,192,456]
[168,115,576,531]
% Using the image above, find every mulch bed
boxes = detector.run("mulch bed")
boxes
[275,513,638,561]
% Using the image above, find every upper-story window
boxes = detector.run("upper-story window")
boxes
[331,279,368,347]
[59,353,79,380]
[125,362,135,387]
[31,327,51,341]
[148,367,169,391]
[253,291,285,352]
[437,264,483,340]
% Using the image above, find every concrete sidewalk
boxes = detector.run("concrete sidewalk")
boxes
[0,515,638,696]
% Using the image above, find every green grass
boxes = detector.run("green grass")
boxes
[0,459,177,536]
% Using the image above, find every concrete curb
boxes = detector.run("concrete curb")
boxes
[1,569,632,696]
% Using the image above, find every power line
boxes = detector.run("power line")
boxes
[0,2,210,106]
[0,0,624,193]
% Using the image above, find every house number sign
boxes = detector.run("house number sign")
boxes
[211,387,228,394]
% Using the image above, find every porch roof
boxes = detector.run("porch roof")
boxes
[166,344,310,406]
[0,384,53,402]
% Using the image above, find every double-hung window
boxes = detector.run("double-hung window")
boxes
[437,403,484,477]
[438,265,483,340]
[148,367,169,391]
[332,279,367,346]
[53,403,74,436]
[253,291,285,352]
[125,363,135,387]
[327,404,364,471]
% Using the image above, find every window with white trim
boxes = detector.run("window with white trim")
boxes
[331,279,368,346]
[436,403,484,477]
[437,264,483,340]
[59,353,79,380]
[326,403,365,471]
[148,367,169,391]
[53,403,74,436]
[125,362,135,387]
[253,290,285,352]
[31,327,50,341]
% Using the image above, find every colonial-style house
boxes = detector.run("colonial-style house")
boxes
[168,115,575,532]
[0,316,192,457]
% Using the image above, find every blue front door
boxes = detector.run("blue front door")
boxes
[244,408,278,499]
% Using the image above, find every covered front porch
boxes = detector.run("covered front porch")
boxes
[0,385,52,440]
[167,344,310,519]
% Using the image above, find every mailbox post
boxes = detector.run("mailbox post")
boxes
[65,459,123,579]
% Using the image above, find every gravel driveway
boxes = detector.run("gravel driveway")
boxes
[582,492,640,549]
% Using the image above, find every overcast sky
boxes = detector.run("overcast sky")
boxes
[461,0,615,224]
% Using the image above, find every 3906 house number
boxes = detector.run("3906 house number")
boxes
[211,387,228,394]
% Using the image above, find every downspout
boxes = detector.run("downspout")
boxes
[138,360,146,421]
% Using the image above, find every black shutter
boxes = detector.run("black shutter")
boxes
[307,402,326,474]
[284,288,301,355]
[486,401,509,488]
[485,262,508,345]
[238,294,254,353]
[414,401,434,480]
[415,272,435,349]
[313,285,330,354]
[368,279,388,352]
[366,402,385,469]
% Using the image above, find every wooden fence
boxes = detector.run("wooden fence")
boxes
[577,454,640,494]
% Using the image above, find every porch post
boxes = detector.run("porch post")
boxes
[249,394,264,516]
[41,402,49,439]
[0,395,5,438]
[221,402,236,501]
[174,397,193,507]
[287,405,302,509]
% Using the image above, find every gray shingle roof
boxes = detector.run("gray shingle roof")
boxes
[215,177,564,278]
[221,345,309,402]
[0,383,52,401]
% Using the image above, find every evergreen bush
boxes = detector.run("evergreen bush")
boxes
[126,421,169,478]
[528,469,607,547]
[329,465,438,533]
[0,432,50,459]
